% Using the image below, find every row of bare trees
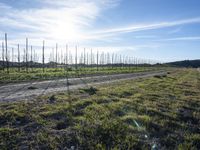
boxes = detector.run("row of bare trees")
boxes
[0,33,159,73]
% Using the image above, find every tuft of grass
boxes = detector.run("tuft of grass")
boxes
[49,95,56,103]
[154,74,167,78]
[82,86,98,95]
[27,86,38,90]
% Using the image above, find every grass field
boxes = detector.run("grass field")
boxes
[0,66,162,84]
[0,69,199,149]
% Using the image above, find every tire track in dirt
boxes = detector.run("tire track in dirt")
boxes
[0,71,166,102]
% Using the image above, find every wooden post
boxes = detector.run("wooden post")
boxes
[31,45,33,71]
[66,44,68,66]
[97,50,99,71]
[18,44,20,72]
[34,49,36,65]
[75,46,78,70]
[84,48,86,68]
[90,49,92,68]
[5,33,9,73]
[26,38,28,73]
[56,43,58,69]
[111,53,114,69]
[42,40,45,73]
[12,48,14,65]
[52,48,54,64]
[87,52,88,67]
[2,42,5,71]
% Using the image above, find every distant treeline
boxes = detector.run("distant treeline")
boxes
[0,60,154,68]
[166,60,200,68]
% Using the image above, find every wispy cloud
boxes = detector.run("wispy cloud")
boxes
[93,17,200,36]
[158,36,200,41]
[1,0,200,57]
[0,0,120,44]
[167,27,182,34]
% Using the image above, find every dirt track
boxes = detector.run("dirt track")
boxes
[0,71,166,102]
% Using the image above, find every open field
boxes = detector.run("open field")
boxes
[0,68,199,149]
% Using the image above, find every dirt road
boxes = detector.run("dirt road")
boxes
[0,71,166,102]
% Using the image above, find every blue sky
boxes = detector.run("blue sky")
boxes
[0,0,200,62]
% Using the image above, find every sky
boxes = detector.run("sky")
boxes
[0,0,200,62]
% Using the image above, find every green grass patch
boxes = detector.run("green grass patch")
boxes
[0,69,199,149]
